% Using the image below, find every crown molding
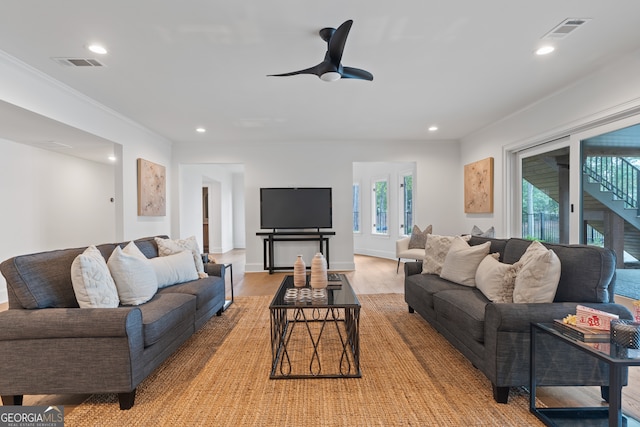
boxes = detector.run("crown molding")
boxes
[0,49,172,147]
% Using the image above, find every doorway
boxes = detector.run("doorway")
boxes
[202,187,209,253]
[179,163,245,256]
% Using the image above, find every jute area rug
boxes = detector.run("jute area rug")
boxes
[66,294,543,426]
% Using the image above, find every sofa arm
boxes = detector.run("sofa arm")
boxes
[404,261,423,276]
[485,302,633,333]
[200,254,225,279]
[0,307,142,341]
[204,262,225,280]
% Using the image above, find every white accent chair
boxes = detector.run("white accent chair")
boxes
[395,236,426,273]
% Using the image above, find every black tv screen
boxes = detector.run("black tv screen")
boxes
[260,187,332,229]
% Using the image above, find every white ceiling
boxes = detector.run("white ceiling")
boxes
[2,1,640,161]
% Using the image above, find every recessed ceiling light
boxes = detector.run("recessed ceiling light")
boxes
[428,126,438,132]
[108,155,117,161]
[196,127,206,133]
[88,44,107,55]
[536,46,555,55]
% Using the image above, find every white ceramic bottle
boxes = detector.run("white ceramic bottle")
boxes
[310,252,328,289]
[293,255,306,287]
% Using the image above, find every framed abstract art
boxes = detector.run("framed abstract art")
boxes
[137,158,166,216]
[464,157,494,213]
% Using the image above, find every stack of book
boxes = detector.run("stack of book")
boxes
[575,305,619,331]
[327,272,343,289]
[553,319,611,343]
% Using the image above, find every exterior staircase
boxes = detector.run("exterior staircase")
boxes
[583,156,640,228]
[583,156,640,261]
[522,154,640,260]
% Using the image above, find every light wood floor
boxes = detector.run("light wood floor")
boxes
[2,251,639,420]
[213,250,405,297]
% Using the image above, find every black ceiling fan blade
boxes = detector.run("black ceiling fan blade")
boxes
[267,64,322,78]
[268,19,372,82]
[328,20,353,67]
[341,66,373,81]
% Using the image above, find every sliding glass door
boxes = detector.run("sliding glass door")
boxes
[508,117,640,300]
[581,124,640,268]
[518,142,571,244]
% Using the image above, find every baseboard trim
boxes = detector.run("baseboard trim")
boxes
[353,248,395,260]
[245,261,356,273]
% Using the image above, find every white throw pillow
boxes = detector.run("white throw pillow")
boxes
[107,242,158,305]
[439,237,491,286]
[512,241,561,303]
[71,245,119,308]
[149,250,199,288]
[155,236,207,278]
[475,254,519,303]
[422,234,471,275]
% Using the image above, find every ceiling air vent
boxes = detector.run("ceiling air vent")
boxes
[542,18,591,40]
[52,57,105,67]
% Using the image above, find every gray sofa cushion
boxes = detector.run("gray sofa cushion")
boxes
[130,236,164,259]
[434,289,489,343]
[1,236,170,310]
[405,274,463,311]
[1,248,89,309]
[467,236,508,261]
[159,276,223,310]
[2,243,114,309]
[137,292,196,347]
[503,238,615,303]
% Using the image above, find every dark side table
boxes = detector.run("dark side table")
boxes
[530,322,640,427]
[222,263,233,311]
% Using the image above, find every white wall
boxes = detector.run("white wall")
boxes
[353,161,416,259]
[178,164,205,248]
[232,172,246,249]
[461,48,640,239]
[0,50,173,243]
[208,181,223,252]
[173,140,461,272]
[0,138,116,303]
[0,50,174,304]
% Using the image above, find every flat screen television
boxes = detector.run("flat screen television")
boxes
[260,187,332,230]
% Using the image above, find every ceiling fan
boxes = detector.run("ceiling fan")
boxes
[268,19,373,82]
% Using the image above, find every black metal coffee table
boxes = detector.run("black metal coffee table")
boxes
[269,274,361,379]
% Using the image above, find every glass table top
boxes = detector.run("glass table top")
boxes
[536,322,640,365]
[269,274,360,309]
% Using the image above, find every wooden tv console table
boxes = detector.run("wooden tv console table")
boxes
[256,230,335,274]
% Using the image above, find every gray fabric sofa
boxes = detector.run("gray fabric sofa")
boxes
[404,236,633,403]
[0,235,226,410]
